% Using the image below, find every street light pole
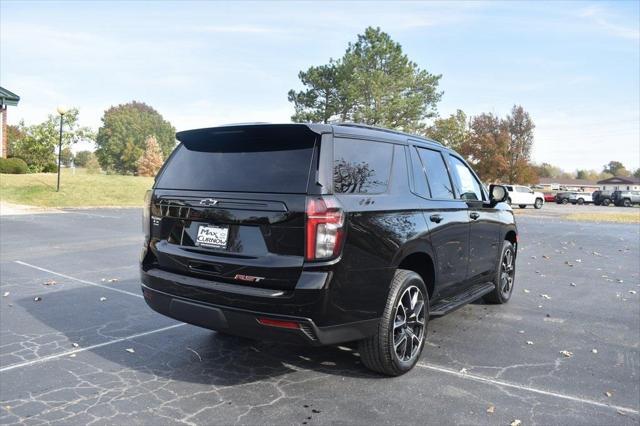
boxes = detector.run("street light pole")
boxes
[56,106,67,192]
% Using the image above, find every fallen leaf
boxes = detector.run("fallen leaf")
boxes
[459,368,468,374]
[108,278,119,283]
[125,348,135,353]
[518,330,525,334]
[629,290,636,295]
[69,354,76,358]
[530,256,537,259]
[592,349,598,354]
[575,259,582,263]
[542,255,550,259]
[537,305,543,308]
[605,391,613,398]
[43,280,57,286]
[540,294,551,299]
[523,289,530,293]
[526,341,534,345]
[486,405,495,414]
[569,282,576,287]
[592,251,601,256]
[101,278,106,282]
[34,296,42,302]
[3,291,9,297]
[560,350,573,358]
[511,420,522,426]
[72,343,79,348]
[99,297,107,301]
[617,279,624,283]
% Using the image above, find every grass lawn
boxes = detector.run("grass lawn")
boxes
[0,168,154,208]
[565,211,640,224]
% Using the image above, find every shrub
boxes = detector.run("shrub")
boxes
[0,157,29,174]
[74,150,93,167]
[42,162,58,173]
[85,154,101,174]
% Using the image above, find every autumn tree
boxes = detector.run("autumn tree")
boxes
[459,113,509,183]
[137,136,164,177]
[425,110,469,151]
[289,27,442,133]
[95,101,175,174]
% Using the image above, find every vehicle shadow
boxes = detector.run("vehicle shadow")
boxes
[13,285,379,386]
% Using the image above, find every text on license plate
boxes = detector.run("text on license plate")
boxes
[196,225,229,249]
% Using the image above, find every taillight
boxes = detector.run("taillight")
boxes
[305,196,345,261]
[143,190,151,241]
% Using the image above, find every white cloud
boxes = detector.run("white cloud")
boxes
[578,4,639,40]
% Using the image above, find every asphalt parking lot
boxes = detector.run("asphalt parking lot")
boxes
[1,207,638,425]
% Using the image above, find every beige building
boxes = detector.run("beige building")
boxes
[598,176,640,191]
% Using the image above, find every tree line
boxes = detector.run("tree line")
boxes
[5,26,639,182]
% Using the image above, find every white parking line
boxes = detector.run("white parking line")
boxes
[14,260,143,298]
[417,362,639,415]
[0,323,185,373]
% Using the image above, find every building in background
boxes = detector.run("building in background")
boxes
[535,178,599,192]
[598,176,640,191]
[0,87,21,158]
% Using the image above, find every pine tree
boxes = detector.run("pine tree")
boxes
[137,136,164,177]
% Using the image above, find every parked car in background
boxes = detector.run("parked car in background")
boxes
[555,192,573,204]
[140,123,518,376]
[504,185,544,209]
[612,190,640,207]
[543,193,556,203]
[569,192,593,205]
[592,190,614,206]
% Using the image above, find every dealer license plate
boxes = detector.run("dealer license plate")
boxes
[196,225,229,249]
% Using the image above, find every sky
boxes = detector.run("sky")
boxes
[1,0,639,172]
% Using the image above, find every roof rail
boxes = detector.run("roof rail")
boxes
[334,122,442,146]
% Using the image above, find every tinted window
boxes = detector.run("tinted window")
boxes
[334,138,393,194]
[449,155,483,201]
[516,186,530,193]
[417,147,454,199]
[156,126,316,193]
[409,147,429,198]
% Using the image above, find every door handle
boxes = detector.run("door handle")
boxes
[470,212,480,220]
[429,214,443,223]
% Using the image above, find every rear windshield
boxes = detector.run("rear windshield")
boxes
[156,125,317,193]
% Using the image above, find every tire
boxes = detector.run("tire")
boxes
[602,199,611,206]
[359,269,428,376]
[594,202,601,206]
[534,198,543,209]
[623,199,632,207]
[562,199,569,205]
[518,204,526,209]
[484,241,516,304]
[577,198,584,205]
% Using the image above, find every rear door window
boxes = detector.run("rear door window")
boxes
[408,146,430,198]
[156,126,317,193]
[333,138,393,194]
[416,147,454,199]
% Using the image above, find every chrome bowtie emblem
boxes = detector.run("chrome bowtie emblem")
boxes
[199,198,219,206]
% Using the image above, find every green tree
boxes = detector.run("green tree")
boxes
[289,27,442,132]
[10,109,93,172]
[634,168,640,179]
[74,150,93,167]
[603,161,629,177]
[425,110,468,151]
[505,105,535,184]
[533,162,564,179]
[95,101,175,174]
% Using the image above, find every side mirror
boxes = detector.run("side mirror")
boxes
[489,184,508,206]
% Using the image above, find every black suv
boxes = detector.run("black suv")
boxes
[592,190,613,206]
[140,123,517,376]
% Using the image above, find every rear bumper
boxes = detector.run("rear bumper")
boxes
[140,269,379,346]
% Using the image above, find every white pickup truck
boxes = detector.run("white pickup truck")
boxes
[503,185,545,209]
[569,192,593,205]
